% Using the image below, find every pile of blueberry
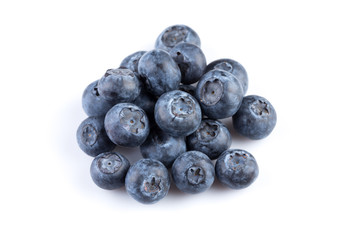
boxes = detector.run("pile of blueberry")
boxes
[76,25,277,204]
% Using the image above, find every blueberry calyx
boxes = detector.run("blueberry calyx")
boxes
[161,26,188,48]
[187,166,205,185]
[119,107,145,134]
[105,68,135,78]
[171,96,194,117]
[201,78,223,105]
[226,152,248,171]
[143,176,162,197]
[214,62,233,72]
[196,121,219,141]
[97,153,123,174]
[251,99,270,116]
[81,124,98,146]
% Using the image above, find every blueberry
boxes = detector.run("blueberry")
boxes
[205,58,248,94]
[140,127,186,168]
[169,43,206,84]
[125,159,170,204]
[232,95,277,140]
[82,80,118,117]
[195,69,244,119]
[171,151,215,194]
[104,103,150,147]
[215,149,259,189]
[155,25,201,52]
[76,116,115,157]
[138,49,181,97]
[90,152,130,190]
[154,90,202,137]
[187,119,231,159]
[97,68,140,102]
[119,51,146,78]
[178,84,196,97]
[132,82,156,125]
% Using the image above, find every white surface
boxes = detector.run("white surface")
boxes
[1,0,359,239]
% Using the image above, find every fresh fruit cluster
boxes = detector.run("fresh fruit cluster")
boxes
[76,25,277,204]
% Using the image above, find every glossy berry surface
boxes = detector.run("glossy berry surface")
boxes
[76,116,115,157]
[232,95,277,140]
[82,80,117,117]
[125,159,170,204]
[215,149,259,189]
[154,90,202,137]
[140,128,186,168]
[90,152,130,190]
[97,68,140,102]
[104,103,149,147]
[155,24,201,52]
[138,49,181,97]
[171,151,215,194]
[195,69,244,119]
[205,58,248,94]
[187,119,231,159]
[169,42,206,84]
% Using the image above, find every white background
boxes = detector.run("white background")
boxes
[1,0,359,239]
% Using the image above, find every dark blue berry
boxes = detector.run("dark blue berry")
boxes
[131,80,156,125]
[119,51,146,78]
[104,103,150,147]
[82,80,118,117]
[76,116,115,157]
[187,119,231,159]
[140,127,186,168]
[125,159,170,204]
[195,69,244,119]
[155,25,201,52]
[205,58,248,94]
[178,84,196,97]
[171,151,215,194]
[154,90,202,137]
[215,149,259,189]
[90,152,130,190]
[169,43,206,84]
[232,95,277,140]
[97,68,140,102]
[138,49,181,97]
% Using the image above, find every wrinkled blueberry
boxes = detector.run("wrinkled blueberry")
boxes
[187,119,231,159]
[138,49,181,97]
[233,95,277,140]
[215,149,259,189]
[97,68,140,102]
[76,116,115,157]
[125,159,170,204]
[195,69,243,119]
[90,152,130,190]
[140,127,186,168]
[155,25,201,52]
[169,43,206,84]
[171,151,215,194]
[154,90,202,137]
[82,80,118,117]
[205,58,248,94]
[104,103,149,147]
